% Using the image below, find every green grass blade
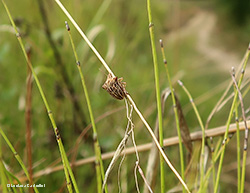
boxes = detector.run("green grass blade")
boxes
[0,135,8,193]
[0,127,39,193]
[234,97,241,193]
[160,40,185,192]
[65,21,107,193]
[146,1,165,192]
[178,80,206,190]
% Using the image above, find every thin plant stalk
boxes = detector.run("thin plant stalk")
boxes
[127,95,190,192]
[240,134,248,193]
[209,137,216,188]
[25,46,34,193]
[205,47,250,129]
[5,169,22,193]
[0,166,8,193]
[214,135,234,162]
[177,80,206,189]
[202,134,233,191]
[237,83,250,193]
[36,0,88,132]
[214,79,250,116]
[231,68,249,193]
[214,137,222,158]
[0,134,8,193]
[102,129,133,191]
[214,45,250,193]
[0,127,39,193]
[160,40,185,189]
[146,1,165,192]
[53,1,190,191]
[2,1,79,192]
[6,174,18,193]
[234,88,241,193]
[54,0,114,77]
[136,162,153,193]
[65,21,107,193]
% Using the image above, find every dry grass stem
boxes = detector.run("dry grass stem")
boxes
[102,99,134,191]
[231,67,248,136]
[102,131,131,191]
[144,88,171,193]
[126,95,190,192]
[137,162,153,193]
[25,46,34,193]
[205,47,250,129]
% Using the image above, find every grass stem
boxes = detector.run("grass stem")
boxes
[0,127,39,193]
[0,133,8,193]
[214,45,250,193]
[54,0,114,77]
[65,21,107,193]
[234,87,241,193]
[146,1,165,192]
[205,47,250,129]
[177,80,206,190]
[25,46,34,193]
[160,40,185,192]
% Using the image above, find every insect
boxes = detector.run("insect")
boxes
[102,73,128,100]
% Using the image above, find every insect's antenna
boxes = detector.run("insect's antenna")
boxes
[99,68,108,76]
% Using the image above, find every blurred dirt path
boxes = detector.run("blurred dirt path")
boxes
[166,11,244,73]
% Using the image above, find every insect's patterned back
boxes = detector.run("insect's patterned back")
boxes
[102,73,127,100]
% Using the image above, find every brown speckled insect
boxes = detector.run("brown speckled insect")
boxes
[102,73,128,100]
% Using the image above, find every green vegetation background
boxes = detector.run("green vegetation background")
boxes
[0,0,250,192]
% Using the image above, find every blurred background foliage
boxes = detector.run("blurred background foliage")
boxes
[0,0,250,192]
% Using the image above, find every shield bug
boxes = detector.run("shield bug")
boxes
[102,73,128,100]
